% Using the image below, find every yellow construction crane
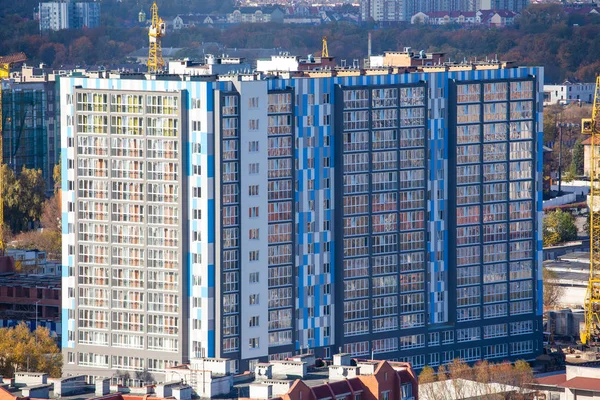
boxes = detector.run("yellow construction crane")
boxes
[147,1,165,73]
[581,76,600,345]
[0,52,26,255]
[322,36,329,58]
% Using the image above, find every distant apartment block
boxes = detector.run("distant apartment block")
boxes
[361,0,528,21]
[411,9,517,26]
[38,1,100,31]
[544,81,596,106]
[61,52,544,382]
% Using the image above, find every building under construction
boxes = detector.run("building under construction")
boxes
[0,255,61,340]
[1,65,61,193]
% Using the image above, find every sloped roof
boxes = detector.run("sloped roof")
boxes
[536,373,566,386]
[581,136,600,145]
[558,377,600,391]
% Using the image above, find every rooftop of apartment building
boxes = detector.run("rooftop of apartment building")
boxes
[0,272,60,289]
[0,373,186,400]
[51,47,520,83]
[0,355,417,400]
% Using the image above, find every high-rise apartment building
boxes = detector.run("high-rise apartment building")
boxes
[61,57,544,382]
[476,0,529,12]
[2,65,61,192]
[361,0,404,22]
[38,1,100,31]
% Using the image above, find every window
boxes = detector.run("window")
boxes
[249,316,259,327]
[249,163,259,175]
[249,119,259,130]
[249,250,259,262]
[249,141,259,152]
[249,337,260,348]
[249,272,259,283]
[249,207,259,218]
[249,294,259,305]
[248,185,259,196]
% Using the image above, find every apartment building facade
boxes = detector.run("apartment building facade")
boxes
[61,63,544,381]
[38,1,100,31]
[1,73,61,192]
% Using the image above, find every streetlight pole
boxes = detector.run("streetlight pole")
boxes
[558,122,564,195]
[556,121,580,194]
[34,300,40,344]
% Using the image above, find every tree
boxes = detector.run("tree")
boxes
[10,229,61,262]
[2,165,46,232]
[512,360,536,399]
[419,366,439,400]
[419,365,446,400]
[0,322,62,378]
[472,360,495,397]
[52,157,61,194]
[543,209,578,247]
[489,362,517,395]
[41,195,61,233]
[571,139,584,176]
[448,358,472,399]
[543,266,564,310]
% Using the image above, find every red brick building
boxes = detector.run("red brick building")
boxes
[260,360,417,400]
[0,265,61,338]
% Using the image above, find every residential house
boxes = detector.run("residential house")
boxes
[411,10,479,25]
[172,15,217,30]
[533,364,600,400]
[244,358,418,400]
[544,81,596,105]
[227,6,284,23]
[477,9,517,26]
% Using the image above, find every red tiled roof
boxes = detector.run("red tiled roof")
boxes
[558,377,600,391]
[312,384,334,399]
[348,378,363,392]
[582,136,600,145]
[536,374,566,386]
[327,380,352,396]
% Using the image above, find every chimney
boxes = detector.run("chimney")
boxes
[95,378,110,396]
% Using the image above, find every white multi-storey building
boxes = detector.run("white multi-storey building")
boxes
[61,57,545,383]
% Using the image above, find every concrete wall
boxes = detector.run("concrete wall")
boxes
[329,365,360,381]
[249,383,272,399]
[543,193,577,208]
[270,361,306,378]
[54,375,88,397]
[14,372,47,387]
[190,358,230,375]
[22,384,51,399]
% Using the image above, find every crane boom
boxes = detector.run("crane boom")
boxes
[147,2,165,73]
[581,76,600,345]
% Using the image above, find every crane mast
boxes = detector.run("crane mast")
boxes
[147,1,165,73]
[581,76,600,345]
[322,36,329,58]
